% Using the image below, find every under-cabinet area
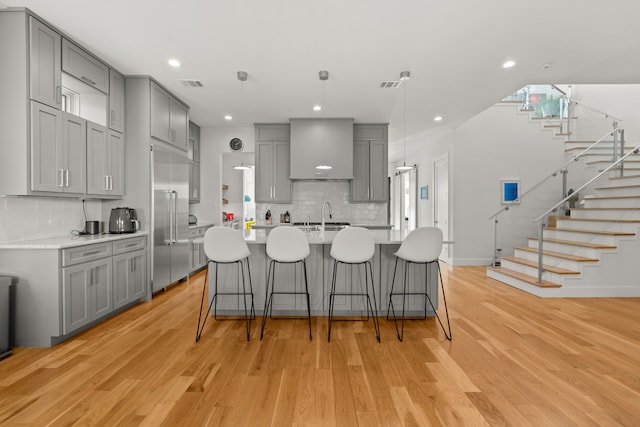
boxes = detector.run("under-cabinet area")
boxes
[0,233,148,347]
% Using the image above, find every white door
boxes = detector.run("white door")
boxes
[434,155,449,260]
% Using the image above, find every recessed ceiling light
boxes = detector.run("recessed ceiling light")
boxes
[168,59,181,68]
[502,60,516,69]
[224,115,232,121]
[313,105,322,111]
[434,116,443,122]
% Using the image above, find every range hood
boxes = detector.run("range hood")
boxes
[289,118,354,180]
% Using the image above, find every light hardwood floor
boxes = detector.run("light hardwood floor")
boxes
[1,265,640,426]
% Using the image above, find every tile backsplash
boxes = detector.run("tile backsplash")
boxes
[0,197,102,243]
[256,181,388,225]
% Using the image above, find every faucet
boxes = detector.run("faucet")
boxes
[321,201,333,232]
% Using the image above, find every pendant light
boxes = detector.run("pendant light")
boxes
[315,70,333,170]
[234,71,253,170]
[396,70,414,171]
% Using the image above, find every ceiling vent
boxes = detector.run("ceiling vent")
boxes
[179,79,204,88]
[379,80,401,89]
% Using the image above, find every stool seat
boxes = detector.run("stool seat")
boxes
[328,227,380,342]
[196,227,255,342]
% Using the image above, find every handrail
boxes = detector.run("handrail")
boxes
[534,144,640,222]
[568,99,623,123]
[551,84,567,96]
[488,129,619,220]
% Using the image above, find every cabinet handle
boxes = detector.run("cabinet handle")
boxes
[65,169,70,188]
[81,76,96,86]
[109,175,113,191]
[83,250,101,256]
[125,243,137,248]
[57,169,64,187]
[104,175,109,191]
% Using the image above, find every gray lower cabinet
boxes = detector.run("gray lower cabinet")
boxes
[189,226,209,272]
[63,257,112,334]
[0,235,147,347]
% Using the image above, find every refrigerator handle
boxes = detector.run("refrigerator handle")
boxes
[172,190,179,244]
[166,190,174,245]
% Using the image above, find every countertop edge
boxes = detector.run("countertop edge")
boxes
[0,231,150,250]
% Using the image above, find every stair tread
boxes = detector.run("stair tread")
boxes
[587,160,640,165]
[595,184,640,190]
[514,246,599,262]
[529,237,617,249]
[571,207,640,211]
[583,195,640,200]
[546,227,635,236]
[609,174,640,180]
[562,217,640,223]
[502,256,580,274]
[487,266,562,288]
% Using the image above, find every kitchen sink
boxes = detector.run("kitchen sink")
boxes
[292,221,350,231]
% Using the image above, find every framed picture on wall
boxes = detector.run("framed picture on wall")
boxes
[501,180,520,204]
[420,185,428,200]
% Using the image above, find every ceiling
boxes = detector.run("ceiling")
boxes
[4,0,640,161]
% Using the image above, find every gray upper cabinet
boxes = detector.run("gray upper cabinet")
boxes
[351,124,389,202]
[255,124,291,203]
[87,124,124,197]
[62,38,109,94]
[189,121,200,203]
[29,16,61,109]
[189,121,201,163]
[109,68,125,133]
[150,81,189,150]
[30,102,86,195]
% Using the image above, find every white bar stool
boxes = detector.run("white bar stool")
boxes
[387,226,452,341]
[328,227,380,342]
[260,226,312,340]
[195,226,255,342]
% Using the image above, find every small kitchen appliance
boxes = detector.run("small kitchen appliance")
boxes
[83,220,101,235]
[109,207,139,233]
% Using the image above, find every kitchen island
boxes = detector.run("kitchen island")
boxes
[206,229,440,318]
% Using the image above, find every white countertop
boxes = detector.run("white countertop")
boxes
[0,231,150,250]
[188,222,215,230]
[252,223,394,230]
[243,229,409,244]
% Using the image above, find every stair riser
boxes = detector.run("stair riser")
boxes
[570,209,640,220]
[608,176,640,186]
[594,187,640,197]
[543,229,618,246]
[513,250,587,271]
[583,198,640,208]
[500,259,567,284]
[527,240,605,259]
[555,220,640,234]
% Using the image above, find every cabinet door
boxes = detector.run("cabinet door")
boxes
[255,141,274,202]
[62,39,109,94]
[63,263,92,334]
[92,258,113,318]
[273,141,292,202]
[62,112,87,194]
[171,99,189,150]
[129,250,146,300]
[29,17,61,109]
[192,123,200,163]
[369,140,388,202]
[150,82,172,143]
[109,69,125,133]
[113,253,131,309]
[87,122,109,195]
[108,130,124,196]
[351,141,370,202]
[30,102,63,193]
[189,162,200,203]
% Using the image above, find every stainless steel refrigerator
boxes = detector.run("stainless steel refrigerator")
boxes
[152,145,190,292]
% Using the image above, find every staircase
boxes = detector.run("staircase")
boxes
[488,140,640,297]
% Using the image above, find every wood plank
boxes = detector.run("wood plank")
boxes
[545,227,635,236]
[528,236,616,249]
[486,266,562,288]
[514,246,599,262]
[501,256,580,275]
[1,268,639,425]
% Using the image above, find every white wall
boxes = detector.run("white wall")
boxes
[190,126,255,225]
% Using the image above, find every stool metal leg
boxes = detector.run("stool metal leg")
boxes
[423,261,452,341]
[195,260,214,342]
[366,261,380,342]
[260,260,275,340]
[327,260,338,342]
[302,260,312,340]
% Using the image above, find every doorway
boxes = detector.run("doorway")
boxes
[393,167,418,233]
[433,155,449,260]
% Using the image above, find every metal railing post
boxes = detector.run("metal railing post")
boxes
[492,218,501,267]
[537,221,544,283]
[566,100,572,140]
[561,168,568,216]
[620,129,625,177]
